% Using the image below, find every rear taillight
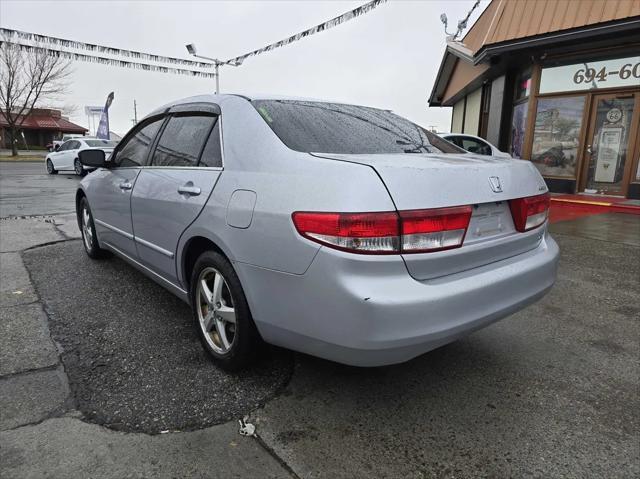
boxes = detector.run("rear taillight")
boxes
[509,193,550,232]
[400,206,472,253]
[292,206,472,255]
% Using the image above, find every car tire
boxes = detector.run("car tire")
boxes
[46,159,58,175]
[190,251,261,371]
[74,158,86,176]
[79,197,110,259]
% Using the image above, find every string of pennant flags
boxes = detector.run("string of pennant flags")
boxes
[0,27,214,69]
[0,0,387,77]
[223,0,388,65]
[1,42,218,78]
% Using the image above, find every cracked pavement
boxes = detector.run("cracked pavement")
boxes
[1,162,638,478]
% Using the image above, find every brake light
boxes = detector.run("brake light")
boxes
[291,211,399,253]
[292,206,472,254]
[509,193,550,232]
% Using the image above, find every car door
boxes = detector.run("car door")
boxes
[89,116,165,259]
[66,140,81,168]
[131,110,222,285]
[51,140,73,170]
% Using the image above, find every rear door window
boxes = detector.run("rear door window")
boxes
[114,118,164,167]
[152,115,216,167]
[199,120,222,167]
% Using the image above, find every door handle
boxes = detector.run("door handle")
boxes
[119,182,133,190]
[178,184,201,196]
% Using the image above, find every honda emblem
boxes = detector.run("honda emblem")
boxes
[488,176,503,193]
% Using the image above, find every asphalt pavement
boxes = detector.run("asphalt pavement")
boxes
[1,160,639,478]
[0,161,80,218]
[24,240,293,434]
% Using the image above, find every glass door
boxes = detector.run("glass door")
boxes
[580,93,638,195]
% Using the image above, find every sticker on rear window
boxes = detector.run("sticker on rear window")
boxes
[257,106,273,123]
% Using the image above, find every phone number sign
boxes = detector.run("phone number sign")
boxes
[540,56,640,94]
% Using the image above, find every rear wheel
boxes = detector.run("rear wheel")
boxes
[190,251,261,371]
[79,197,110,259]
[46,159,57,175]
[74,158,85,176]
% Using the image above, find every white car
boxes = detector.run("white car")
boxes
[46,138,119,176]
[440,133,511,158]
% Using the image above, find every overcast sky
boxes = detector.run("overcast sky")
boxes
[1,0,487,135]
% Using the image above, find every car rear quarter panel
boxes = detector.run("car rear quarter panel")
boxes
[176,95,396,283]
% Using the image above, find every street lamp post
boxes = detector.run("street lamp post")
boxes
[185,43,241,94]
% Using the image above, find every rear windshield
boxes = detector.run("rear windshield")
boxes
[252,100,464,155]
[85,139,119,148]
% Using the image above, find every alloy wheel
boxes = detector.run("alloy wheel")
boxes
[82,205,93,252]
[75,159,83,175]
[47,159,53,174]
[196,267,237,354]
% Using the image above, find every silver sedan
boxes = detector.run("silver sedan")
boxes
[76,94,559,370]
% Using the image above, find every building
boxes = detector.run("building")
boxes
[0,108,87,150]
[429,0,640,199]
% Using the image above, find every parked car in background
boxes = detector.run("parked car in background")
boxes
[440,133,511,158]
[46,137,119,175]
[76,94,558,370]
[49,134,85,152]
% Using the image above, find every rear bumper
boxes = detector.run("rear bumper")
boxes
[237,232,559,367]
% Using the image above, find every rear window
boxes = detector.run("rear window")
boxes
[252,100,465,155]
[84,140,119,148]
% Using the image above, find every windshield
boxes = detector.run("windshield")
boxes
[252,100,464,155]
[84,139,119,148]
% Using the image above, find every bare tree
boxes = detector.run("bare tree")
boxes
[0,39,72,155]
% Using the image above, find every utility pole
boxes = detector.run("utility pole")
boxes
[132,99,138,126]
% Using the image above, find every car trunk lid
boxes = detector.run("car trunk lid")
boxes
[310,152,549,280]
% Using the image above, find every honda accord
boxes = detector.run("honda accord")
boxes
[76,94,559,370]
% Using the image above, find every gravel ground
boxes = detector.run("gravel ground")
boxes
[24,240,293,434]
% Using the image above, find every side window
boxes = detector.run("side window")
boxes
[461,137,492,156]
[199,120,222,167]
[446,136,464,149]
[70,140,81,150]
[152,115,215,167]
[113,118,164,167]
[58,141,71,151]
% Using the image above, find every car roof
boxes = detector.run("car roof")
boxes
[439,133,488,141]
[148,93,389,118]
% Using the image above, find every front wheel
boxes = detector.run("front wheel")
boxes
[46,159,58,175]
[190,251,262,371]
[79,197,110,259]
[74,158,85,176]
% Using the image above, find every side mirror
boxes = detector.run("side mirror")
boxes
[54,144,60,151]
[79,149,107,168]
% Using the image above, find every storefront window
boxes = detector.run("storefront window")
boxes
[515,69,532,101]
[510,102,528,159]
[531,96,585,177]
